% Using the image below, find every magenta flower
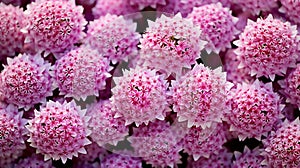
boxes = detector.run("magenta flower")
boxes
[231,0,278,15]
[0,3,26,58]
[0,0,21,6]
[26,100,92,164]
[74,142,108,168]
[76,142,108,162]
[233,146,265,168]
[101,154,142,168]
[85,14,140,64]
[279,64,300,109]
[188,148,232,168]
[171,64,233,128]
[129,0,166,9]
[0,54,53,110]
[128,120,183,167]
[54,45,112,100]
[188,3,239,54]
[139,13,207,76]
[92,0,139,19]
[178,0,231,17]
[181,123,228,160]
[111,67,169,126]
[23,0,87,57]
[226,80,284,140]
[279,0,300,25]
[0,104,27,166]
[87,100,128,146]
[224,49,253,85]
[262,118,300,167]
[14,154,54,168]
[234,15,299,81]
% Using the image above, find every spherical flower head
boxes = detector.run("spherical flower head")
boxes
[0,105,27,164]
[188,3,239,54]
[188,148,232,168]
[0,3,26,58]
[23,0,87,57]
[111,67,169,126]
[231,0,278,15]
[226,80,284,141]
[233,146,265,168]
[182,123,228,160]
[128,120,183,167]
[224,49,253,85]
[0,54,53,110]
[54,46,112,100]
[15,155,54,168]
[87,100,128,146]
[129,0,166,9]
[92,0,139,19]
[139,13,207,76]
[279,0,300,25]
[101,154,142,168]
[171,64,233,128]
[279,64,300,109]
[263,118,300,167]
[26,100,92,164]
[85,14,140,64]
[234,15,300,81]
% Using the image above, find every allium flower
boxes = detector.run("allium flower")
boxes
[111,68,169,126]
[14,155,54,168]
[188,3,239,54]
[188,148,232,168]
[128,120,183,167]
[87,100,128,146]
[279,64,300,109]
[101,154,142,168]
[0,105,27,165]
[279,0,300,25]
[54,45,112,100]
[92,0,139,19]
[233,146,265,168]
[171,64,232,128]
[129,0,166,9]
[179,0,231,18]
[0,54,53,109]
[234,15,299,80]
[23,0,87,56]
[226,80,284,140]
[0,3,26,58]
[262,118,300,167]
[139,13,207,76]
[26,100,92,163]
[230,0,278,15]
[182,123,228,160]
[224,49,253,85]
[85,14,140,63]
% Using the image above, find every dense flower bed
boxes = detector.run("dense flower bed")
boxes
[0,0,300,167]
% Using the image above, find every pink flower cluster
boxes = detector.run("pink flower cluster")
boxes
[139,13,207,76]
[54,45,111,100]
[111,67,169,126]
[1,0,300,167]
